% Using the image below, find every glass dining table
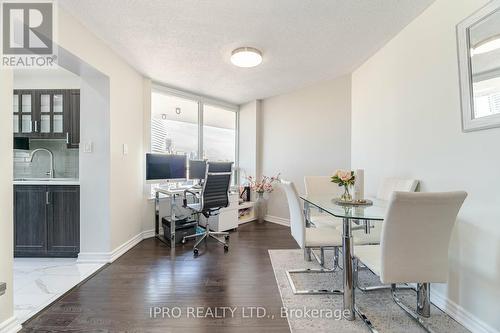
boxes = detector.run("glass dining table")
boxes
[299,194,388,321]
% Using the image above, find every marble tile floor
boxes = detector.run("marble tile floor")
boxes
[13,258,104,324]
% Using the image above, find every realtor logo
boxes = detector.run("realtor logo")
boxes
[1,1,57,68]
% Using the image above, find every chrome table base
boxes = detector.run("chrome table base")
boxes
[343,217,355,320]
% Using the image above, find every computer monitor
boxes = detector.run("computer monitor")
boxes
[188,160,207,180]
[146,153,187,182]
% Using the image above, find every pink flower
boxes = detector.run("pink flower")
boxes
[337,170,352,182]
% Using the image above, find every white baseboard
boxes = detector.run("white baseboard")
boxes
[0,316,21,333]
[264,215,290,226]
[431,289,499,333]
[108,232,144,262]
[77,252,111,263]
[78,229,154,264]
[141,228,155,239]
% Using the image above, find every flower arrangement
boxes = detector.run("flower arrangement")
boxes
[246,174,280,194]
[331,170,356,201]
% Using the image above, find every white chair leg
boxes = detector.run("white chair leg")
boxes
[391,284,436,333]
[287,246,344,295]
[310,247,342,271]
[356,263,414,292]
[304,247,312,261]
[353,257,358,289]
[417,283,431,318]
[354,305,379,333]
[286,269,343,295]
[333,247,340,270]
[352,282,436,333]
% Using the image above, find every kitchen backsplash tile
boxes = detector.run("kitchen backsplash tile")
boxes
[14,140,78,179]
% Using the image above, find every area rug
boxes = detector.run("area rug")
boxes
[269,249,469,333]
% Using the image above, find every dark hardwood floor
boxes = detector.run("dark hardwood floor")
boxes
[22,222,298,333]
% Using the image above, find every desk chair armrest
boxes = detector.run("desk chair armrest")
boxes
[183,189,200,208]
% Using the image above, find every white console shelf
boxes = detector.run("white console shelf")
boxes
[238,201,256,224]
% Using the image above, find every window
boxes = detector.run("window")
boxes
[473,76,500,119]
[150,87,238,177]
[151,92,199,159]
[203,104,236,162]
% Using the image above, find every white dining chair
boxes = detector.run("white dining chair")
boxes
[281,180,343,295]
[353,177,419,247]
[376,178,419,201]
[303,176,346,271]
[304,175,340,196]
[304,176,343,229]
[353,191,467,332]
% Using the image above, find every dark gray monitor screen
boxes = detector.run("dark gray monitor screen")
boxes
[189,160,207,180]
[146,153,186,180]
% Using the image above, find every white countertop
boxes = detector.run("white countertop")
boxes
[13,178,80,185]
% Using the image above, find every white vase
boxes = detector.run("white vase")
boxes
[255,192,267,223]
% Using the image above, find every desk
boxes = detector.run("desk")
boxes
[154,187,200,249]
[300,194,387,321]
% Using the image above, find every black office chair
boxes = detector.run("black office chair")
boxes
[182,162,233,255]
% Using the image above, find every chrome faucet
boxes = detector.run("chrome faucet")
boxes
[29,148,55,178]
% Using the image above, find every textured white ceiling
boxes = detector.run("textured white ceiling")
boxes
[59,0,434,104]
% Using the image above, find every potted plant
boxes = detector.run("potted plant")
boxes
[246,174,280,223]
[331,170,356,202]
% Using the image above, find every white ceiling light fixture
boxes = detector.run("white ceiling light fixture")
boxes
[230,47,262,68]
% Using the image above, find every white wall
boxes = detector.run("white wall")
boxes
[351,0,499,331]
[260,75,351,220]
[0,69,19,332]
[76,63,111,254]
[13,68,80,89]
[57,7,146,251]
[239,100,261,182]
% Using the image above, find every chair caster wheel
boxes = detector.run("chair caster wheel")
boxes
[193,248,199,256]
[224,235,230,241]
[224,245,229,252]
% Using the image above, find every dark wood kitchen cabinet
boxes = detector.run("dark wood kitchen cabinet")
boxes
[14,185,80,258]
[13,186,47,255]
[47,186,80,255]
[67,90,80,149]
[13,89,80,149]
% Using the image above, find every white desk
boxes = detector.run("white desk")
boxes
[154,186,201,249]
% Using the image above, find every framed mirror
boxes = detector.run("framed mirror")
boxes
[457,0,500,132]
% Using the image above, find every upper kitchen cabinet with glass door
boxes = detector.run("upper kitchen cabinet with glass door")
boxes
[13,89,79,148]
[36,90,69,140]
[13,90,36,137]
